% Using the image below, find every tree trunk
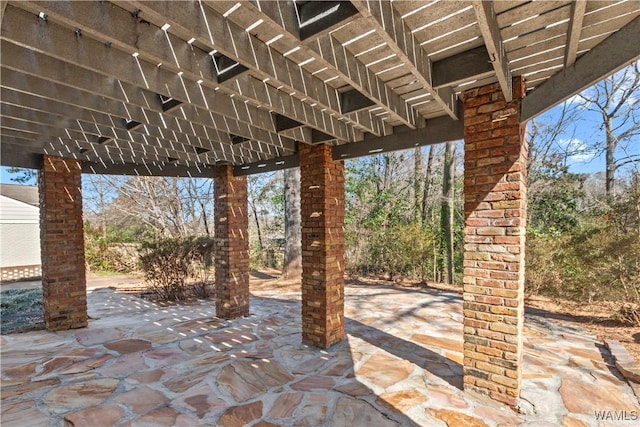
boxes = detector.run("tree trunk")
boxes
[250,201,264,253]
[605,120,616,196]
[421,145,435,225]
[414,147,422,224]
[440,141,456,284]
[283,167,302,279]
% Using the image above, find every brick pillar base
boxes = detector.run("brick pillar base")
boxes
[214,165,249,319]
[300,143,345,349]
[39,155,87,331]
[462,77,527,408]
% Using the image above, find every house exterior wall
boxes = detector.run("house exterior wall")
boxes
[0,195,41,280]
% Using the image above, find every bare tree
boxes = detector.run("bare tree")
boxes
[527,101,581,183]
[578,62,640,195]
[283,167,302,279]
[421,145,436,225]
[413,147,422,224]
[441,141,456,284]
[100,176,213,238]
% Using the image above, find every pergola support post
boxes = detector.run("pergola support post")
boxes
[39,155,87,331]
[300,143,345,348]
[214,165,250,319]
[462,77,528,408]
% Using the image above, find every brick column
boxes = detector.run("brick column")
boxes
[299,143,345,348]
[39,155,87,331]
[214,165,249,319]
[462,77,527,408]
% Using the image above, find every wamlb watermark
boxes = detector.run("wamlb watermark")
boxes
[594,410,639,422]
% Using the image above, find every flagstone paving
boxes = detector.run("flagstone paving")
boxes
[1,282,639,426]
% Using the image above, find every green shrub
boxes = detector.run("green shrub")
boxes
[349,222,437,281]
[527,224,640,306]
[139,236,214,301]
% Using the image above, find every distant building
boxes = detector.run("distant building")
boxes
[0,184,41,281]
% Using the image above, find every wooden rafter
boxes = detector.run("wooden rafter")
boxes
[115,0,380,137]
[472,0,512,101]
[351,0,459,119]
[522,15,640,121]
[564,0,587,68]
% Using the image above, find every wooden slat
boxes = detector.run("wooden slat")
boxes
[494,1,530,15]
[116,0,375,137]
[513,56,564,77]
[497,1,570,28]
[511,48,565,73]
[0,42,291,155]
[583,1,640,27]
[522,15,640,120]
[505,21,569,53]
[508,33,567,63]
[472,0,512,101]
[420,23,480,58]
[411,6,477,46]
[351,0,459,119]
[0,68,260,164]
[564,0,587,68]
[501,5,572,41]
[429,37,485,62]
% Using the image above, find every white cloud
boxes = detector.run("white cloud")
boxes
[558,137,594,163]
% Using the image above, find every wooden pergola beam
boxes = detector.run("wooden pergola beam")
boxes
[472,0,512,101]
[0,113,238,166]
[0,42,294,155]
[564,0,587,68]
[1,68,255,163]
[350,0,459,120]
[213,0,413,129]
[117,0,381,136]
[25,0,359,141]
[522,15,640,121]
[0,102,241,163]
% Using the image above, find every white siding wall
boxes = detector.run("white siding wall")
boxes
[0,195,41,268]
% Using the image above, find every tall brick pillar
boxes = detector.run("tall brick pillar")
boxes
[299,143,345,348]
[462,77,527,408]
[39,155,87,331]
[214,165,249,318]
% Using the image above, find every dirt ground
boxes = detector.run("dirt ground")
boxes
[248,269,640,366]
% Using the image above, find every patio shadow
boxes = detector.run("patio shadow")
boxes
[346,317,463,389]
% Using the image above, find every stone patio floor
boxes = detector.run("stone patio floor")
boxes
[1,281,639,426]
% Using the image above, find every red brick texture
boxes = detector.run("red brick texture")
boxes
[462,77,528,408]
[299,143,345,349]
[214,165,250,319]
[39,155,87,331]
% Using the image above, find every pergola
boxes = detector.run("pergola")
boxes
[1,0,639,408]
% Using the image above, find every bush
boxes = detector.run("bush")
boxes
[348,222,437,281]
[139,237,214,301]
[526,223,640,323]
[84,225,143,273]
